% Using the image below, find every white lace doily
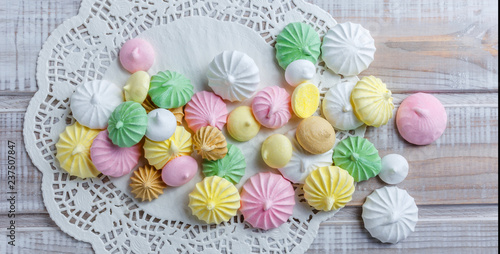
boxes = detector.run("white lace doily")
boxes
[24,0,366,253]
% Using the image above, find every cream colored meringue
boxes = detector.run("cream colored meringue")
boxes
[284,59,316,87]
[322,81,364,131]
[379,154,409,185]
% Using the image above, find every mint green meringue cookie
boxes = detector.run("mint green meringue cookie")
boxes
[275,22,321,69]
[202,144,246,184]
[149,70,194,109]
[333,136,381,182]
[107,101,148,147]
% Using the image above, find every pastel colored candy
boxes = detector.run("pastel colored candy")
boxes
[240,172,295,230]
[149,70,194,109]
[285,59,316,87]
[333,136,382,182]
[322,81,364,131]
[296,116,336,154]
[193,126,228,161]
[261,134,293,168]
[161,156,198,187]
[396,93,447,145]
[207,50,260,102]
[143,126,193,169]
[184,91,228,132]
[169,106,184,126]
[275,22,321,69]
[291,82,319,118]
[55,122,100,178]
[321,22,376,76]
[124,71,150,103]
[362,186,418,244]
[107,101,148,148]
[304,166,355,211]
[188,176,241,224]
[130,164,166,202]
[351,76,394,127]
[119,38,155,73]
[145,108,177,142]
[90,130,141,177]
[70,80,123,129]
[251,86,292,129]
[227,106,261,142]
[379,154,409,185]
[202,144,246,184]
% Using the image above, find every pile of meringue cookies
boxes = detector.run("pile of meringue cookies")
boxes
[55,21,448,244]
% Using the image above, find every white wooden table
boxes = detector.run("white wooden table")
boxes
[0,0,498,253]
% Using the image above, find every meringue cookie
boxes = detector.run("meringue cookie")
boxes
[285,59,316,87]
[240,172,295,230]
[70,80,123,129]
[333,136,382,182]
[193,126,228,161]
[379,154,409,185]
[107,101,148,148]
[396,93,447,145]
[321,22,376,76]
[130,164,166,202]
[261,134,293,168]
[124,71,150,103]
[291,82,320,118]
[202,144,246,184]
[251,86,292,129]
[322,81,364,131]
[119,38,155,73]
[275,22,321,69]
[296,116,336,155]
[304,166,355,211]
[149,70,194,109]
[184,91,228,132]
[90,130,141,177]
[143,126,193,169]
[161,156,198,187]
[145,108,177,142]
[351,76,394,127]
[207,50,260,102]
[362,186,418,244]
[227,106,261,142]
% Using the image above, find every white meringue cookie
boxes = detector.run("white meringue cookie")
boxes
[145,108,177,141]
[70,80,123,129]
[207,50,260,102]
[362,186,418,244]
[284,59,316,87]
[379,154,409,185]
[321,22,376,76]
[322,81,364,130]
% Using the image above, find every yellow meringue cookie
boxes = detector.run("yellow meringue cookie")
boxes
[188,176,240,224]
[291,82,320,118]
[304,166,355,211]
[124,71,150,103]
[351,76,394,127]
[227,106,260,142]
[261,134,293,168]
[144,126,193,169]
[130,164,166,202]
[55,122,100,178]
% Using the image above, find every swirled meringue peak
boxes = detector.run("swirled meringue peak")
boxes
[251,86,292,129]
[207,50,260,102]
[145,108,177,142]
[119,38,155,73]
[322,81,364,131]
[285,59,316,87]
[184,91,228,132]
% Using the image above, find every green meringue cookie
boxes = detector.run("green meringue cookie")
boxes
[107,101,148,147]
[275,22,321,69]
[333,136,381,182]
[149,70,194,109]
[202,144,246,184]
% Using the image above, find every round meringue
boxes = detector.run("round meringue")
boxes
[119,38,155,73]
[379,154,409,185]
[227,106,261,142]
[240,172,295,230]
[107,101,148,148]
[193,126,228,161]
[143,126,193,169]
[251,86,292,129]
[184,91,228,132]
[296,116,336,154]
[291,82,320,118]
[333,136,381,182]
[161,156,198,187]
[130,164,166,202]
[70,80,123,129]
[123,71,150,104]
[322,81,364,131]
[362,186,418,244]
[321,22,376,76]
[90,130,141,177]
[202,144,246,185]
[261,134,293,168]
[207,50,260,102]
[149,70,194,109]
[275,22,321,69]
[145,108,177,142]
[396,93,447,145]
[284,59,316,87]
[304,166,355,211]
[351,76,394,127]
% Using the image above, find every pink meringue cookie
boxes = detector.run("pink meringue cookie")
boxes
[396,93,447,145]
[161,156,198,187]
[240,172,295,230]
[251,86,292,129]
[119,38,155,73]
[90,130,141,177]
[184,91,228,132]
